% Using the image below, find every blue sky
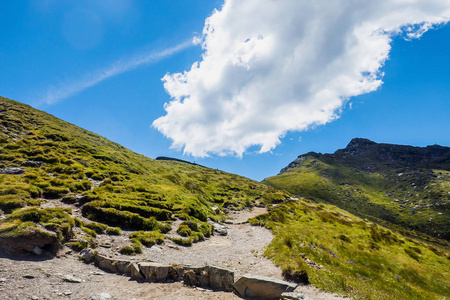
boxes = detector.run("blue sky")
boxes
[1,0,449,181]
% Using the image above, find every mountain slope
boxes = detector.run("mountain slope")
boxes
[0,96,289,254]
[264,138,450,241]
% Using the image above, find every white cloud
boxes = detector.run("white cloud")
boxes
[39,41,192,105]
[153,0,450,157]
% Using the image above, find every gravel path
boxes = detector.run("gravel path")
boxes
[0,207,348,300]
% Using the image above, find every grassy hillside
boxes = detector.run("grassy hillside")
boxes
[0,96,288,254]
[264,139,450,241]
[249,199,450,300]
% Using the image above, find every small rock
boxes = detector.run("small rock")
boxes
[0,167,24,174]
[208,219,228,236]
[63,274,82,283]
[91,271,105,276]
[90,292,112,300]
[23,274,36,279]
[281,292,313,300]
[0,278,6,283]
[80,248,96,263]
[31,296,39,300]
[64,291,72,295]
[32,246,43,255]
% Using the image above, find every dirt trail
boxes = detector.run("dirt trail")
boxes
[0,207,348,300]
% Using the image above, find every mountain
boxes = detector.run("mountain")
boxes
[1,98,449,299]
[0,96,289,254]
[264,138,450,240]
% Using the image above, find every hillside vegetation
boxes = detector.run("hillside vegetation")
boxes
[0,96,288,254]
[264,138,450,241]
[250,199,450,299]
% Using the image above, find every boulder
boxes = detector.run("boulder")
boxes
[182,266,208,287]
[95,254,117,273]
[115,260,132,275]
[138,262,174,282]
[130,263,143,279]
[233,274,297,299]
[207,266,234,291]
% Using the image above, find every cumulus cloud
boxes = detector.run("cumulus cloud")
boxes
[153,0,450,157]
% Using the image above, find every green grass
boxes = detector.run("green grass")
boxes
[250,199,450,300]
[0,96,290,254]
[264,156,450,241]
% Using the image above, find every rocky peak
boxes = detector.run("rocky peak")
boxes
[345,138,377,149]
[280,138,450,174]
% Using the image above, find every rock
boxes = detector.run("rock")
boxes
[130,263,143,279]
[138,262,174,282]
[281,292,313,300]
[90,293,112,300]
[32,246,43,255]
[115,260,132,275]
[233,274,297,299]
[31,296,39,300]
[23,274,36,279]
[21,161,42,167]
[0,277,6,283]
[183,270,199,286]
[63,274,82,283]
[207,266,234,292]
[0,167,24,174]
[95,254,117,273]
[80,248,96,263]
[208,219,228,236]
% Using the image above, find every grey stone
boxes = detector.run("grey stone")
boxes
[95,254,117,273]
[80,248,96,263]
[0,277,6,283]
[208,219,228,236]
[130,263,143,279]
[63,274,82,283]
[207,266,234,292]
[32,246,43,255]
[90,293,112,300]
[115,260,131,275]
[233,274,297,299]
[0,167,24,175]
[281,292,312,300]
[138,262,173,282]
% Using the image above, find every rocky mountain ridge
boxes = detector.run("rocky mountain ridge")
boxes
[280,138,450,174]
